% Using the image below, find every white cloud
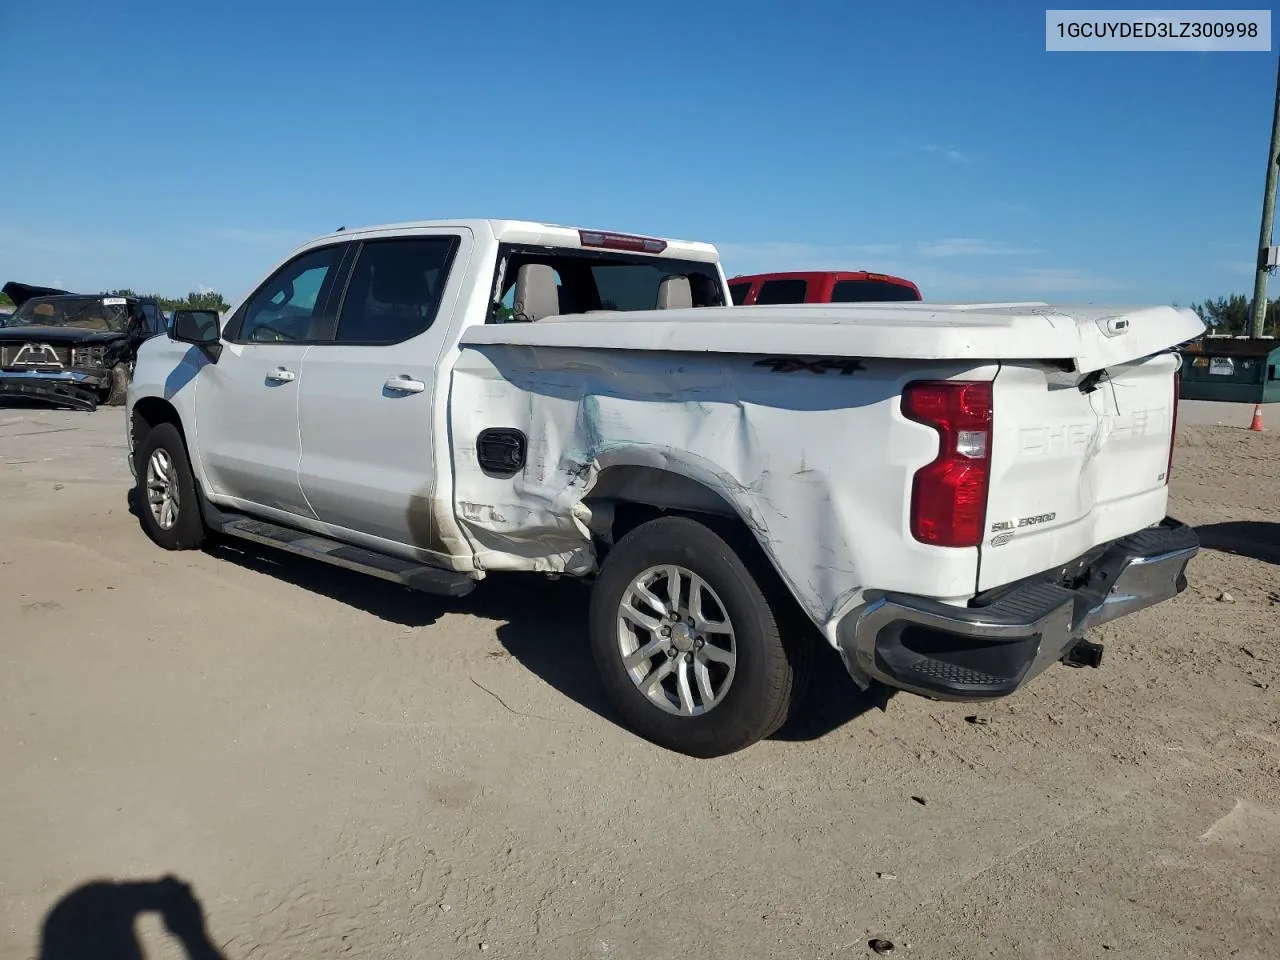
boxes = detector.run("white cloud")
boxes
[719,237,1041,273]
[716,238,1119,300]
[717,241,903,273]
[207,227,310,247]
[0,226,144,257]
[942,264,1121,295]
[1218,260,1256,277]
[0,229,81,256]
[915,237,1041,258]
[923,144,980,164]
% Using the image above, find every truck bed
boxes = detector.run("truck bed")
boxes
[449,302,1200,640]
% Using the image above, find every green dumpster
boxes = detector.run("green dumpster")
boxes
[1178,336,1280,403]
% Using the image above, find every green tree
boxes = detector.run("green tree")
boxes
[1190,294,1280,336]
[184,290,229,312]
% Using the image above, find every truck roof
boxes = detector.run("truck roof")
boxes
[303,219,722,263]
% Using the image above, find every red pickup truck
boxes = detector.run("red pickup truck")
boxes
[728,270,921,306]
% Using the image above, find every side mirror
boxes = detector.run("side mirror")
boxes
[171,310,223,359]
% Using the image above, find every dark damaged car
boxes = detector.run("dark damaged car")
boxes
[0,282,168,411]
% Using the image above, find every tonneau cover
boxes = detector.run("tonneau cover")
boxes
[461,301,1206,373]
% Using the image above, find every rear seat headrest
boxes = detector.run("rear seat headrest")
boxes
[657,275,692,309]
[513,264,560,321]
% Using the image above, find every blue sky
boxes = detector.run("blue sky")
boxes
[0,0,1275,305]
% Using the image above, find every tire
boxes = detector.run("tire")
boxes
[588,515,799,758]
[135,422,206,551]
[100,364,130,406]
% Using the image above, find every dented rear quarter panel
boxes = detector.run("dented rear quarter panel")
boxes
[448,343,999,640]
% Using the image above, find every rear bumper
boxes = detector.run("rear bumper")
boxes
[836,517,1199,701]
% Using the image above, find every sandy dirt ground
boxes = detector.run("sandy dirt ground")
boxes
[0,402,1276,960]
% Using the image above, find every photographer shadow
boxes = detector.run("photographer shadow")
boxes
[39,875,225,960]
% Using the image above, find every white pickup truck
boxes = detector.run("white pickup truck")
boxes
[126,219,1204,757]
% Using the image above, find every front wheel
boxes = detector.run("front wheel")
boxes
[100,363,130,406]
[588,516,801,757]
[135,422,206,551]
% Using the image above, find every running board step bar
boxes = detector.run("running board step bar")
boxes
[214,515,477,598]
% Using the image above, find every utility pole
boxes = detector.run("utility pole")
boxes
[1250,54,1280,339]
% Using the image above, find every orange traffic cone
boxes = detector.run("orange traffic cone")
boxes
[1249,403,1264,432]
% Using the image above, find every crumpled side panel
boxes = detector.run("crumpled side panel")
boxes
[448,344,993,639]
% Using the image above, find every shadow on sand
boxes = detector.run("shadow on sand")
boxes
[1195,521,1280,566]
[155,521,884,743]
[39,875,225,960]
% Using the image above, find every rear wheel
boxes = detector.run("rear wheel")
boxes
[135,422,206,550]
[588,515,800,757]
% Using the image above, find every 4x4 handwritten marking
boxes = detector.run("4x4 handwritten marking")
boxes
[753,357,866,375]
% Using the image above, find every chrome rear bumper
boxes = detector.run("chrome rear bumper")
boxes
[836,517,1199,700]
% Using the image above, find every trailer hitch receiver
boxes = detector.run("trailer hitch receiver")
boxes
[1063,638,1105,669]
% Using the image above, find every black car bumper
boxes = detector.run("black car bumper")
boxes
[836,517,1200,700]
[0,369,105,410]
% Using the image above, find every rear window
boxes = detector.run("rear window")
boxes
[491,245,725,321]
[830,279,920,303]
[590,264,700,311]
[755,279,808,305]
[729,282,752,305]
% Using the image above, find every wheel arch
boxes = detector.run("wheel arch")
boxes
[130,396,189,472]
[131,395,187,442]
[580,455,809,627]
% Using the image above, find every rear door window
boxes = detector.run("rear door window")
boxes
[755,279,808,305]
[332,237,461,344]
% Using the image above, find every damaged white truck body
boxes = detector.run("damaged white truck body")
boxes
[126,219,1204,757]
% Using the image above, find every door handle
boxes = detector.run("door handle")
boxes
[384,375,426,394]
[266,367,297,383]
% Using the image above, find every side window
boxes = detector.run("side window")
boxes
[333,237,459,344]
[237,245,345,343]
[755,279,807,304]
[729,282,751,305]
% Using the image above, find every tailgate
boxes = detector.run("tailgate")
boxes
[977,349,1182,592]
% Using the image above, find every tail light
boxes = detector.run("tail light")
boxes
[1167,368,1181,484]
[902,380,994,548]
[578,230,667,254]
